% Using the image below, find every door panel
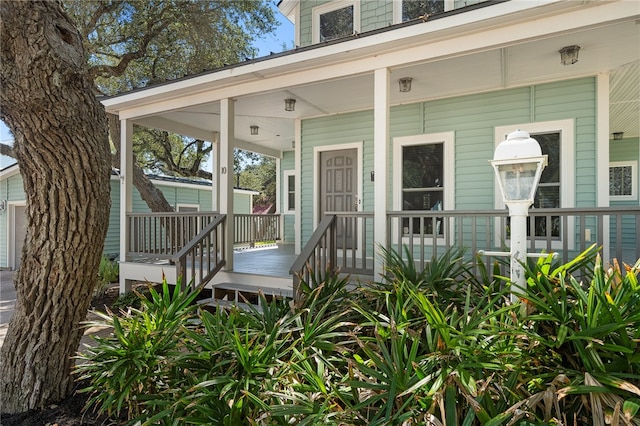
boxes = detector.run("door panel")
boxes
[320,149,357,249]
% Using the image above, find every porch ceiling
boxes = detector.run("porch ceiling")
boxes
[126,3,639,154]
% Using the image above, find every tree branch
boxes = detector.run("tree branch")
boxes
[0,143,15,158]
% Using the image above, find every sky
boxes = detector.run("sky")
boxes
[0,2,294,143]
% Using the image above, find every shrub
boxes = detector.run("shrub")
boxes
[94,256,119,298]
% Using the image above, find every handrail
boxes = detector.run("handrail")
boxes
[289,214,337,299]
[234,214,281,246]
[172,214,226,291]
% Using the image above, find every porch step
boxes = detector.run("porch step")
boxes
[198,281,293,311]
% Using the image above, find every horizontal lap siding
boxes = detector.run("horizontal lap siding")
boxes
[424,87,532,210]
[301,110,374,245]
[0,173,26,267]
[534,79,596,207]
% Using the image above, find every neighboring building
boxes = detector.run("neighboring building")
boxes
[98,1,640,291]
[0,162,258,270]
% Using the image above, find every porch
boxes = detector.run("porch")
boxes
[119,206,640,301]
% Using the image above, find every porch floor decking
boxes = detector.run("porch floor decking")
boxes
[233,243,297,278]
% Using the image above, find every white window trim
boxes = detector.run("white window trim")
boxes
[176,203,200,212]
[609,160,638,201]
[312,0,360,44]
[283,169,295,214]
[494,120,575,250]
[392,132,455,245]
[392,0,455,24]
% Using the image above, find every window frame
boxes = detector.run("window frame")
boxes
[312,0,360,44]
[609,160,638,201]
[392,0,454,24]
[176,203,200,212]
[494,120,575,250]
[283,169,296,214]
[393,132,455,244]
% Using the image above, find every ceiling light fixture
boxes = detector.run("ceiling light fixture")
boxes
[250,125,259,135]
[398,77,413,93]
[613,132,624,140]
[284,98,296,112]
[559,45,580,66]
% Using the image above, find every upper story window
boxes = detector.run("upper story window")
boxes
[402,0,445,21]
[312,1,361,44]
[394,0,451,23]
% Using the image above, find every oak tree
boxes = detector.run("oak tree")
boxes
[0,1,111,412]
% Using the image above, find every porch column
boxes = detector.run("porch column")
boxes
[294,118,302,254]
[373,68,390,278]
[597,72,610,261]
[211,132,219,211]
[119,119,133,293]
[220,98,235,270]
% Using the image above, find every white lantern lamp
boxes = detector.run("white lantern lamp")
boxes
[490,129,547,298]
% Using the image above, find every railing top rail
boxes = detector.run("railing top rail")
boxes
[234,213,280,217]
[386,206,640,217]
[171,214,226,262]
[326,211,375,217]
[127,211,220,218]
[289,214,336,274]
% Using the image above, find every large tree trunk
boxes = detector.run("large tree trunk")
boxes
[0,1,111,413]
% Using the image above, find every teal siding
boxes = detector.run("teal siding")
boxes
[281,151,296,243]
[299,77,600,255]
[0,172,26,267]
[234,193,252,214]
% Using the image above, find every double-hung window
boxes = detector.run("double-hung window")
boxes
[494,120,575,246]
[394,0,449,23]
[312,1,360,44]
[284,170,295,213]
[394,132,455,238]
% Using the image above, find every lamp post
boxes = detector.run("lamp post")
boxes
[490,130,547,299]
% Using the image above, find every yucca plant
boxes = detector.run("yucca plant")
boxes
[76,277,200,421]
[515,246,640,425]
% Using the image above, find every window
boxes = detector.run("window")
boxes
[609,161,637,200]
[393,0,450,23]
[401,0,444,21]
[312,1,360,44]
[177,204,199,212]
[494,120,575,247]
[393,132,455,237]
[284,170,295,213]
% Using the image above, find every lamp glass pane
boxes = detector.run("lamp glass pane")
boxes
[498,162,539,201]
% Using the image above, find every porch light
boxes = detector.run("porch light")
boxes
[398,77,412,93]
[490,129,547,299]
[613,132,624,140]
[284,98,296,112]
[559,45,580,65]
[250,125,259,135]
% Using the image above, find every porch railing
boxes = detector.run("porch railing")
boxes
[127,212,220,259]
[386,206,640,277]
[172,214,226,290]
[234,214,281,246]
[290,212,375,296]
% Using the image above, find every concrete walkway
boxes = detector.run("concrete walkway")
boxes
[0,269,16,348]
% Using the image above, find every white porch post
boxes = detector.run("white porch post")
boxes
[211,133,219,212]
[597,72,611,261]
[373,68,390,278]
[220,98,235,270]
[119,119,133,294]
[294,118,302,254]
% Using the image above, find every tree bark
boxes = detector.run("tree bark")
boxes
[0,1,111,413]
